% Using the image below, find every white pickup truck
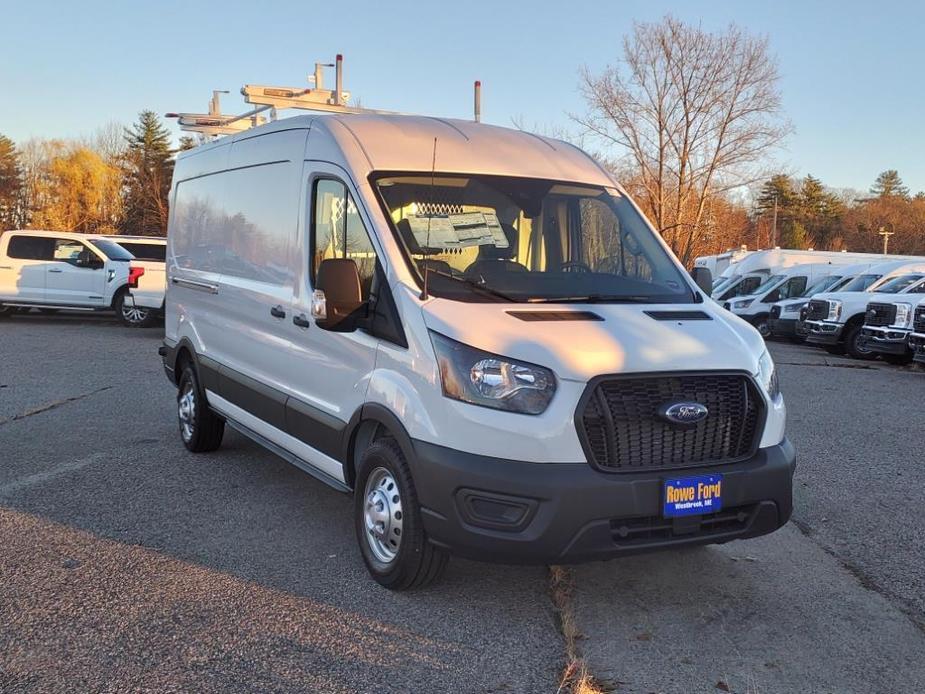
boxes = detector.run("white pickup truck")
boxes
[107,236,167,328]
[804,260,925,358]
[908,299,925,365]
[0,229,133,319]
[857,277,925,363]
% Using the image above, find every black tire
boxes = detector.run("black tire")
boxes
[114,289,157,328]
[177,363,225,453]
[753,315,771,338]
[354,438,448,590]
[844,324,876,360]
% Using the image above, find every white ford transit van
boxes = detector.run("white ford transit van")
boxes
[161,115,794,589]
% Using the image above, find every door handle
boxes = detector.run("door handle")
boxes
[0,265,11,270]
[270,305,286,319]
[292,313,311,328]
[48,268,64,273]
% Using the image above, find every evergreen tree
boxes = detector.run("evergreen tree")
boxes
[122,111,174,236]
[870,170,909,199]
[178,135,198,152]
[0,134,23,230]
[798,175,842,248]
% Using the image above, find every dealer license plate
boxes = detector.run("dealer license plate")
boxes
[663,474,723,517]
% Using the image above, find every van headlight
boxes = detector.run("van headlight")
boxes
[826,300,842,321]
[757,350,780,401]
[784,302,804,313]
[733,299,754,309]
[430,332,556,414]
[894,303,912,327]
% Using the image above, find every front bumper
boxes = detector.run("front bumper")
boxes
[805,320,843,346]
[769,317,798,338]
[910,333,925,364]
[859,327,911,356]
[408,438,796,565]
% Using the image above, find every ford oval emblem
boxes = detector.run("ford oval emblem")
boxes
[659,401,709,427]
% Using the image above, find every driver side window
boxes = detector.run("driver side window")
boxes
[311,178,378,298]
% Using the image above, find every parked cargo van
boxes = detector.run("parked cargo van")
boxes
[710,249,915,303]
[767,263,870,339]
[161,115,794,589]
[804,260,925,358]
[723,262,843,337]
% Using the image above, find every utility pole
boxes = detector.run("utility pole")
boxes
[878,226,894,254]
[771,194,778,248]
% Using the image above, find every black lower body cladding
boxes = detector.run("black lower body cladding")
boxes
[409,438,796,564]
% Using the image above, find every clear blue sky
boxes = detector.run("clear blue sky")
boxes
[3,0,923,193]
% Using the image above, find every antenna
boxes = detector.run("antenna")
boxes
[420,137,438,301]
[474,80,481,123]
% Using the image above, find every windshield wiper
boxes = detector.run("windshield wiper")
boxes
[424,270,518,302]
[527,294,656,304]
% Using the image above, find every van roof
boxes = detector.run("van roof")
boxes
[1,229,107,240]
[183,113,617,188]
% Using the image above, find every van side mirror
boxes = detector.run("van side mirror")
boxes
[690,267,712,295]
[312,258,364,332]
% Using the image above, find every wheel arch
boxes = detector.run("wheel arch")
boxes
[342,404,418,492]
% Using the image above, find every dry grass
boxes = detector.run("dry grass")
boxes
[549,566,609,694]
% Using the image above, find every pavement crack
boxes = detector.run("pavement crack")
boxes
[0,386,113,427]
[549,566,611,694]
[791,518,925,637]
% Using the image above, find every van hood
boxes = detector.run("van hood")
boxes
[421,299,765,383]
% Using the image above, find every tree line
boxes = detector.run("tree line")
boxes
[0,111,194,237]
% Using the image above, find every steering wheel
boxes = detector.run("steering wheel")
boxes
[559,261,593,273]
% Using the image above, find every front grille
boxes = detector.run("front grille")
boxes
[610,504,756,546]
[865,302,896,327]
[913,307,925,333]
[769,305,781,319]
[806,299,830,321]
[578,373,763,471]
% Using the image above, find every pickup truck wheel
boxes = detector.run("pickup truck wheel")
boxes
[177,364,224,453]
[844,325,876,360]
[115,289,156,328]
[355,438,448,590]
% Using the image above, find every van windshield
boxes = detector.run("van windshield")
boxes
[802,275,841,297]
[875,274,924,294]
[752,274,786,296]
[374,174,693,303]
[839,273,881,292]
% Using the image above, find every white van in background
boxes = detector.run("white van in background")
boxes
[0,230,132,319]
[766,263,871,340]
[161,114,794,589]
[858,275,925,363]
[694,247,751,279]
[722,263,844,337]
[711,249,916,303]
[804,260,925,358]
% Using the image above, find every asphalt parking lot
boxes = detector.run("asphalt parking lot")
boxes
[1,314,924,693]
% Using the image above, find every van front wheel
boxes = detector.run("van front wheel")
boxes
[354,439,448,590]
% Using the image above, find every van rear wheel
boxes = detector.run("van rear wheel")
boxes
[354,438,448,590]
[177,364,225,452]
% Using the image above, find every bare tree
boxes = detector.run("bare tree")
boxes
[573,16,791,265]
